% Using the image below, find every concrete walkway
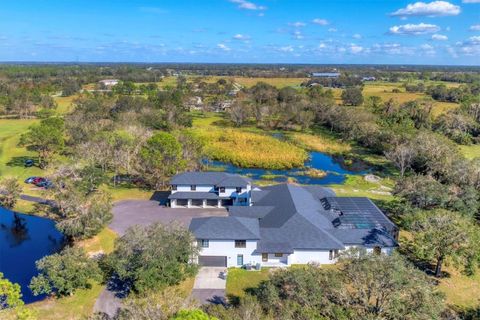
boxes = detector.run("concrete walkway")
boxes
[190,267,227,305]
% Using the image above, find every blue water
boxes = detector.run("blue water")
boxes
[0,207,64,303]
[204,151,367,185]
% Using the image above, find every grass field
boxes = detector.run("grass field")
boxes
[328,175,395,201]
[286,131,352,154]
[53,95,76,114]
[0,119,43,183]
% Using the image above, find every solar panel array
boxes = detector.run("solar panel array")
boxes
[322,197,392,229]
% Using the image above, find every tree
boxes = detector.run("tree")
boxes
[55,190,113,240]
[0,272,23,310]
[339,251,444,319]
[115,288,196,320]
[229,100,250,127]
[252,252,444,320]
[341,87,364,106]
[137,132,185,189]
[385,143,414,177]
[104,223,198,294]
[393,175,449,209]
[29,247,101,297]
[0,177,22,210]
[19,117,65,168]
[409,210,474,277]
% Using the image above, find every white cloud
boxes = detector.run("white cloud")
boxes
[470,24,480,31]
[292,30,304,40]
[278,45,294,52]
[469,36,480,44]
[420,43,436,55]
[230,0,266,11]
[390,1,460,17]
[389,23,440,35]
[217,43,231,51]
[328,28,337,32]
[349,44,364,54]
[352,33,362,39]
[432,33,448,40]
[463,0,480,3]
[312,18,329,26]
[233,34,251,40]
[371,43,416,55]
[289,22,306,27]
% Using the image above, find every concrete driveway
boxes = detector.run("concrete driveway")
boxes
[191,267,227,305]
[110,200,228,235]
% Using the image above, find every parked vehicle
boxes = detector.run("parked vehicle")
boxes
[24,176,37,184]
[32,177,46,186]
[24,159,34,167]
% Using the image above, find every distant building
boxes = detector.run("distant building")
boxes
[98,79,119,87]
[311,72,341,78]
[362,76,376,81]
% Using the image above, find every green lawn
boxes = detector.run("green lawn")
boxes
[0,119,44,189]
[226,268,271,298]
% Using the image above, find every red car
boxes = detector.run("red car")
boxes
[32,177,45,186]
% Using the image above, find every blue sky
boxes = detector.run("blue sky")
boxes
[0,0,479,65]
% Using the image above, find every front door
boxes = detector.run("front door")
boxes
[237,254,243,266]
[262,253,268,262]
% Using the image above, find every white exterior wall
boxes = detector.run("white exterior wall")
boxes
[344,245,395,255]
[289,250,334,265]
[198,240,260,268]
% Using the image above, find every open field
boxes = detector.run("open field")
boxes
[0,119,43,184]
[286,131,352,154]
[53,95,76,114]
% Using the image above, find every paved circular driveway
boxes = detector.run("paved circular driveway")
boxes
[110,200,228,235]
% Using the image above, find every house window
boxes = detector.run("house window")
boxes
[171,185,177,191]
[219,187,225,193]
[190,185,196,191]
[198,239,209,248]
[236,187,242,193]
[329,250,339,260]
[235,240,246,248]
[262,253,268,262]
[274,253,282,257]
[237,254,244,266]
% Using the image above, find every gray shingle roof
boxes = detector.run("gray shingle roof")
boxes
[169,192,219,200]
[171,172,251,187]
[190,216,260,240]
[188,182,398,251]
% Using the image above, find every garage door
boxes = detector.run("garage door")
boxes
[206,199,218,207]
[198,256,227,267]
[191,199,203,207]
[176,199,188,207]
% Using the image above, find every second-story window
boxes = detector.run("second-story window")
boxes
[191,185,196,191]
[236,187,242,193]
[219,187,225,193]
[235,240,246,248]
[171,185,177,191]
[198,239,209,248]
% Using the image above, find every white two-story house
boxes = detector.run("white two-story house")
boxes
[183,175,398,268]
[168,172,252,208]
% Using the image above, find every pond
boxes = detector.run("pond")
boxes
[204,151,368,185]
[0,207,64,303]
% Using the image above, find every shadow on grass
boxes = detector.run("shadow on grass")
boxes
[6,156,38,168]
[150,191,170,205]
[398,240,450,280]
